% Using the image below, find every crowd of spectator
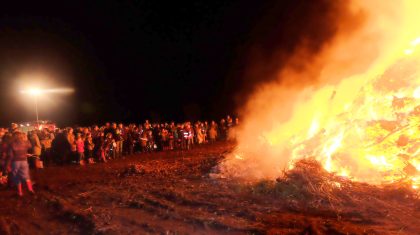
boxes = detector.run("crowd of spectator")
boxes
[0,115,239,196]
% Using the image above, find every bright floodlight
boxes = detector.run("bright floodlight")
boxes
[20,88,43,96]
[20,87,74,95]
[27,88,42,96]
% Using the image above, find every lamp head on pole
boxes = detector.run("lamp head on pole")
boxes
[20,87,74,96]
[27,88,42,96]
[20,88,43,96]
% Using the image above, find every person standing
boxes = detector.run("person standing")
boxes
[1,133,13,177]
[140,132,148,153]
[219,119,227,141]
[66,128,77,164]
[40,129,53,166]
[203,121,209,143]
[6,132,34,197]
[94,132,107,163]
[76,134,85,165]
[195,123,204,144]
[85,133,95,164]
[208,121,218,144]
[117,123,125,157]
[104,133,115,160]
[183,123,193,150]
[51,130,71,165]
[29,131,42,168]
[110,123,118,158]
[91,125,100,139]
[161,127,169,150]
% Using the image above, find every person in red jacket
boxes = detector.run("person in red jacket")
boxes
[76,134,85,165]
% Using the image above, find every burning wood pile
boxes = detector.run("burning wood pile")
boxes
[219,1,420,194]
[218,50,420,191]
[288,55,420,189]
[275,159,418,204]
[251,158,419,220]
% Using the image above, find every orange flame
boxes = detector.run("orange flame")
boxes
[222,0,420,189]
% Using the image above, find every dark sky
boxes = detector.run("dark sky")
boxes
[0,0,343,126]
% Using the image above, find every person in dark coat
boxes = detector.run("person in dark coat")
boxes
[51,131,71,165]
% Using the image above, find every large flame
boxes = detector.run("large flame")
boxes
[222,0,420,189]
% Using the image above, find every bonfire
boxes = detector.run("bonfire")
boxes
[218,1,420,195]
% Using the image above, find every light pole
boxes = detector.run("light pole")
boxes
[20,87,74,127]
[34,94,39,125]
[21,88,42,127]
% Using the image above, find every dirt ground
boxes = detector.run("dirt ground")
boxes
[0,142,419,235]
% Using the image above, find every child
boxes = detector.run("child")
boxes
[76,134,85,165]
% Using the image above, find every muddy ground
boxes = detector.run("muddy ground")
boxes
[0,142,419,234]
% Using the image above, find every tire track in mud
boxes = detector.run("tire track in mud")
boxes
[124,186,265,234]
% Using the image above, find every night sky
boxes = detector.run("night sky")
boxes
[0,0,343,126]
